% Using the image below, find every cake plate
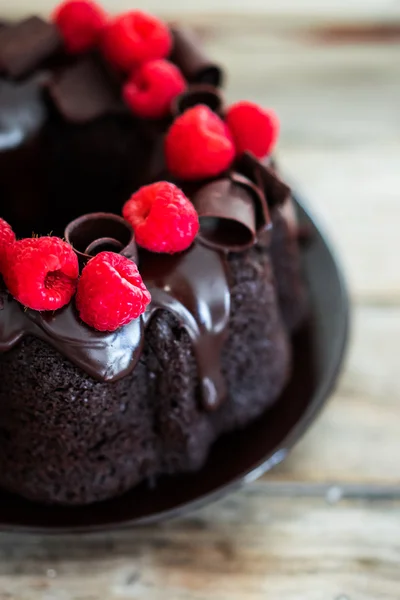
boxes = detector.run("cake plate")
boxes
[0,194,350,533]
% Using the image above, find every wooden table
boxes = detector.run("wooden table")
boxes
[1,3,400,598]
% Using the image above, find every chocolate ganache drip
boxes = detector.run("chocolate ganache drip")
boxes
[0,294,144,382]
[141,243,230,411]
[0,210,231,410]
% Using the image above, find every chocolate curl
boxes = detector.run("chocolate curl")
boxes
[230,172,272,240]
[47,55,125,123]
[0,17,62,78]
[192,178,258,252]
[64,213,138,268]
[170,26,224,87]
[236,151,291,209]
[172,84,224,117]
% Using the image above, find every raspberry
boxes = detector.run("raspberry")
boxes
[0,218,16,274]
[101,11,172,72]
[225,101,280,158]
[165,105,235,180]
[53,0,107,54]
[123,182,199,254]
[3,237,79,311]
[123,59,186,119]
[76,251,151,331]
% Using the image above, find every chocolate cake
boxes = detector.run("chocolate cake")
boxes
[0,2,307,505]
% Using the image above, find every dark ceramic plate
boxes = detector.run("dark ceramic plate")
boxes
[0,195,349,533]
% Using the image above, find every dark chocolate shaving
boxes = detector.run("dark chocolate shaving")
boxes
[0,17,61,78]
[170,26,223,87]
[235,151,291,209]
[172,84,224,117]
[230,172,272,238]
[47,55,125,123]
[192,178,257,252]
[64,213,138,267]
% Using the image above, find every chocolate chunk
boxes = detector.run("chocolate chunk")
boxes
[65,212,138,267]
[47,55,125,123]
[192,178,257,251]
[236,151,291,208]
[230,172,272,237]
[170,26,224,87]
[172,84,224,117]
[0,17,62,78]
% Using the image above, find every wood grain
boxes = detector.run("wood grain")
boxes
[273,307,400,484]
[0,493,399,599]
[0,8,399,598]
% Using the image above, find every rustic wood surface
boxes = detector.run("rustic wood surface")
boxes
[1,4,400,598]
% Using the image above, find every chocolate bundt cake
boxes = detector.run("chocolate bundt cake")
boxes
[0,2,307,505]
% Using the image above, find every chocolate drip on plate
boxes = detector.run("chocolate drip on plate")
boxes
[141,242,231,411]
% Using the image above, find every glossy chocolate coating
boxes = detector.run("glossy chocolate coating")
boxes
[0,14,304,418]
[0,240,230,411]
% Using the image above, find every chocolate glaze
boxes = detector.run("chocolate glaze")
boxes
[0,293,143,381]
[0,16,303,417]
[141,243,230,411]
[0,240,230,411]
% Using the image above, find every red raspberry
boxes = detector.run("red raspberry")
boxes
[225,101,280,158]
[3,237,79,311]
[76,251,151,332]
[0,218,16,274]
[123,60,186,119]
[53,0,107,54]
[101,11,172,72]
[123,182,199,254]
[165,105,235,180]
